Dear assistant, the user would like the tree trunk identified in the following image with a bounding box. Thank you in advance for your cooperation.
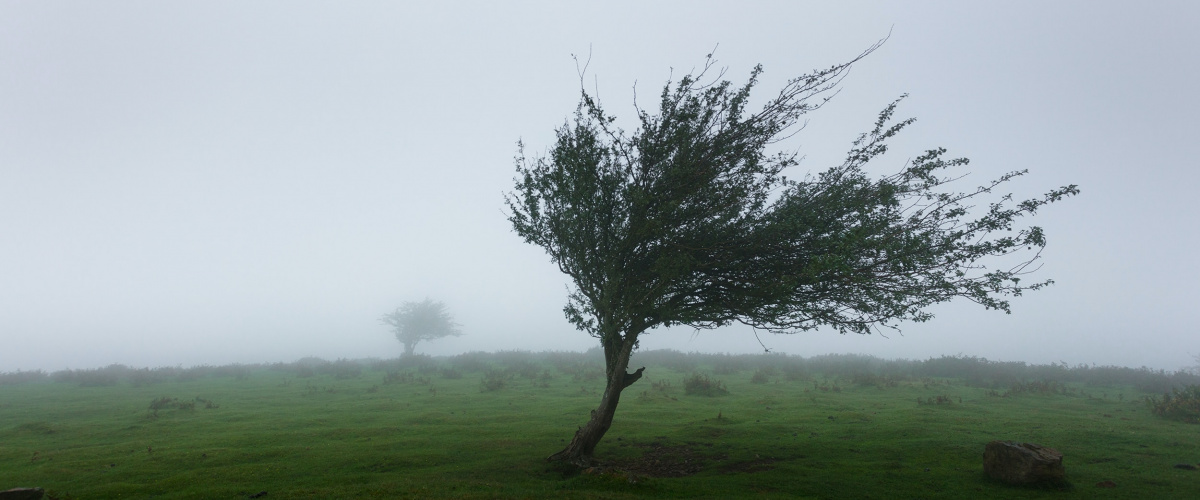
[402,341,416,357]
[547,333,644,466]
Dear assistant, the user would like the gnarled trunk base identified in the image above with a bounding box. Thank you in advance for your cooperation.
[547,365,645,466]
[547,413,610,467]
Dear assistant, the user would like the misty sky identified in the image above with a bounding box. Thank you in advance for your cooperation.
[2,1,1198,372]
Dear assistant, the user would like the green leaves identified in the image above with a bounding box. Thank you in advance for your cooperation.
[507,46,1077,344]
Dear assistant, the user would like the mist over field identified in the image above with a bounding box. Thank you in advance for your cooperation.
[3,1,1199,373]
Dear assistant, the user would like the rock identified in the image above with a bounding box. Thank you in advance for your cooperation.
[983,440,1065,485]
[0,488,45,500]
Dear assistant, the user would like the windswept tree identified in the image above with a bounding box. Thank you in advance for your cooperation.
[506,42,1077,466]
[380,299,462,357]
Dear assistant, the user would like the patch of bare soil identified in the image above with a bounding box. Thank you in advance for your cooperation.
[583,441,786,478]
[719,456,777,474]
[613,443,709,477]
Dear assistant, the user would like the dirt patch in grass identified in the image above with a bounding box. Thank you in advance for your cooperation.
[15,421,57,435]
[605,443,782,477]
[719,456,777,474]
[611,443,708,477]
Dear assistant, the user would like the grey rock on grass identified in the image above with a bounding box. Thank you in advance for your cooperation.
[983,440,1065,485]
[0,488,45,500]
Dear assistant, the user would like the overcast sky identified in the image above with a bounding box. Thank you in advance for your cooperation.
[2,1,1197,372]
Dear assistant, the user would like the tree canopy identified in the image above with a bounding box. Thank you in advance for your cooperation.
[506,43,1077,465]
[380,299,461,357]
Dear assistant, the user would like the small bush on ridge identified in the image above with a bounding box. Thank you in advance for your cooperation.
[1147,384,1200,423]
[480,369,509,392]
[683,373,727,397]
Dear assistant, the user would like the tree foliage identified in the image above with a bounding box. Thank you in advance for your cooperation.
[380,299,461,357]
[506,42,1077,464]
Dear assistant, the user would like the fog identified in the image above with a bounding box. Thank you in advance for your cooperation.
[2,1,1197,372]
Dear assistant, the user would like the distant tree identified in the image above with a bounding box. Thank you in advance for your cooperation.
[380,299,461,357]
[506,42,1077,466]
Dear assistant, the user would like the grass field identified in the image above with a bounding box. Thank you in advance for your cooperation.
[1,351,1198,499]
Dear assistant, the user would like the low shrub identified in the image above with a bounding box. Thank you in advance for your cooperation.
[448,352,490,373]
[291,357,329,378]
[1147,384,1200,424]
[148,396,208,415]
[563,363,603,382]
[0,370,49,386]
[813,380,842,393]
[917,395,959,405]
[782,364,810,382]
[542,350,591,373]
[329,359,362,380]
[683,373,727,397]
[853,373,900,388]
[194,397,219,409]
[128,368,173,387]
[750,370,770,384]
[1007,380,1076,396]
[212,363,256,380]
[505,361,540,380]
[712,356,745,375]
[382,371,430,385]
[532,369,554,388]
[53,364,128,387]
[177,365,214,382]
[394,354,434,367]
[382,371,413,385]
[631,349,694,373]
[480,369,509,392]
[149,396,176,414]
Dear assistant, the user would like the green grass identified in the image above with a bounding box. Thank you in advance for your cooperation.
[1,356,1198,499]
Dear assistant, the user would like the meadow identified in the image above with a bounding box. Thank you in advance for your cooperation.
[1,350,1198,499]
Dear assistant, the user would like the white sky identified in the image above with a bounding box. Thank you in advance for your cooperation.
[2,1,1197,372]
